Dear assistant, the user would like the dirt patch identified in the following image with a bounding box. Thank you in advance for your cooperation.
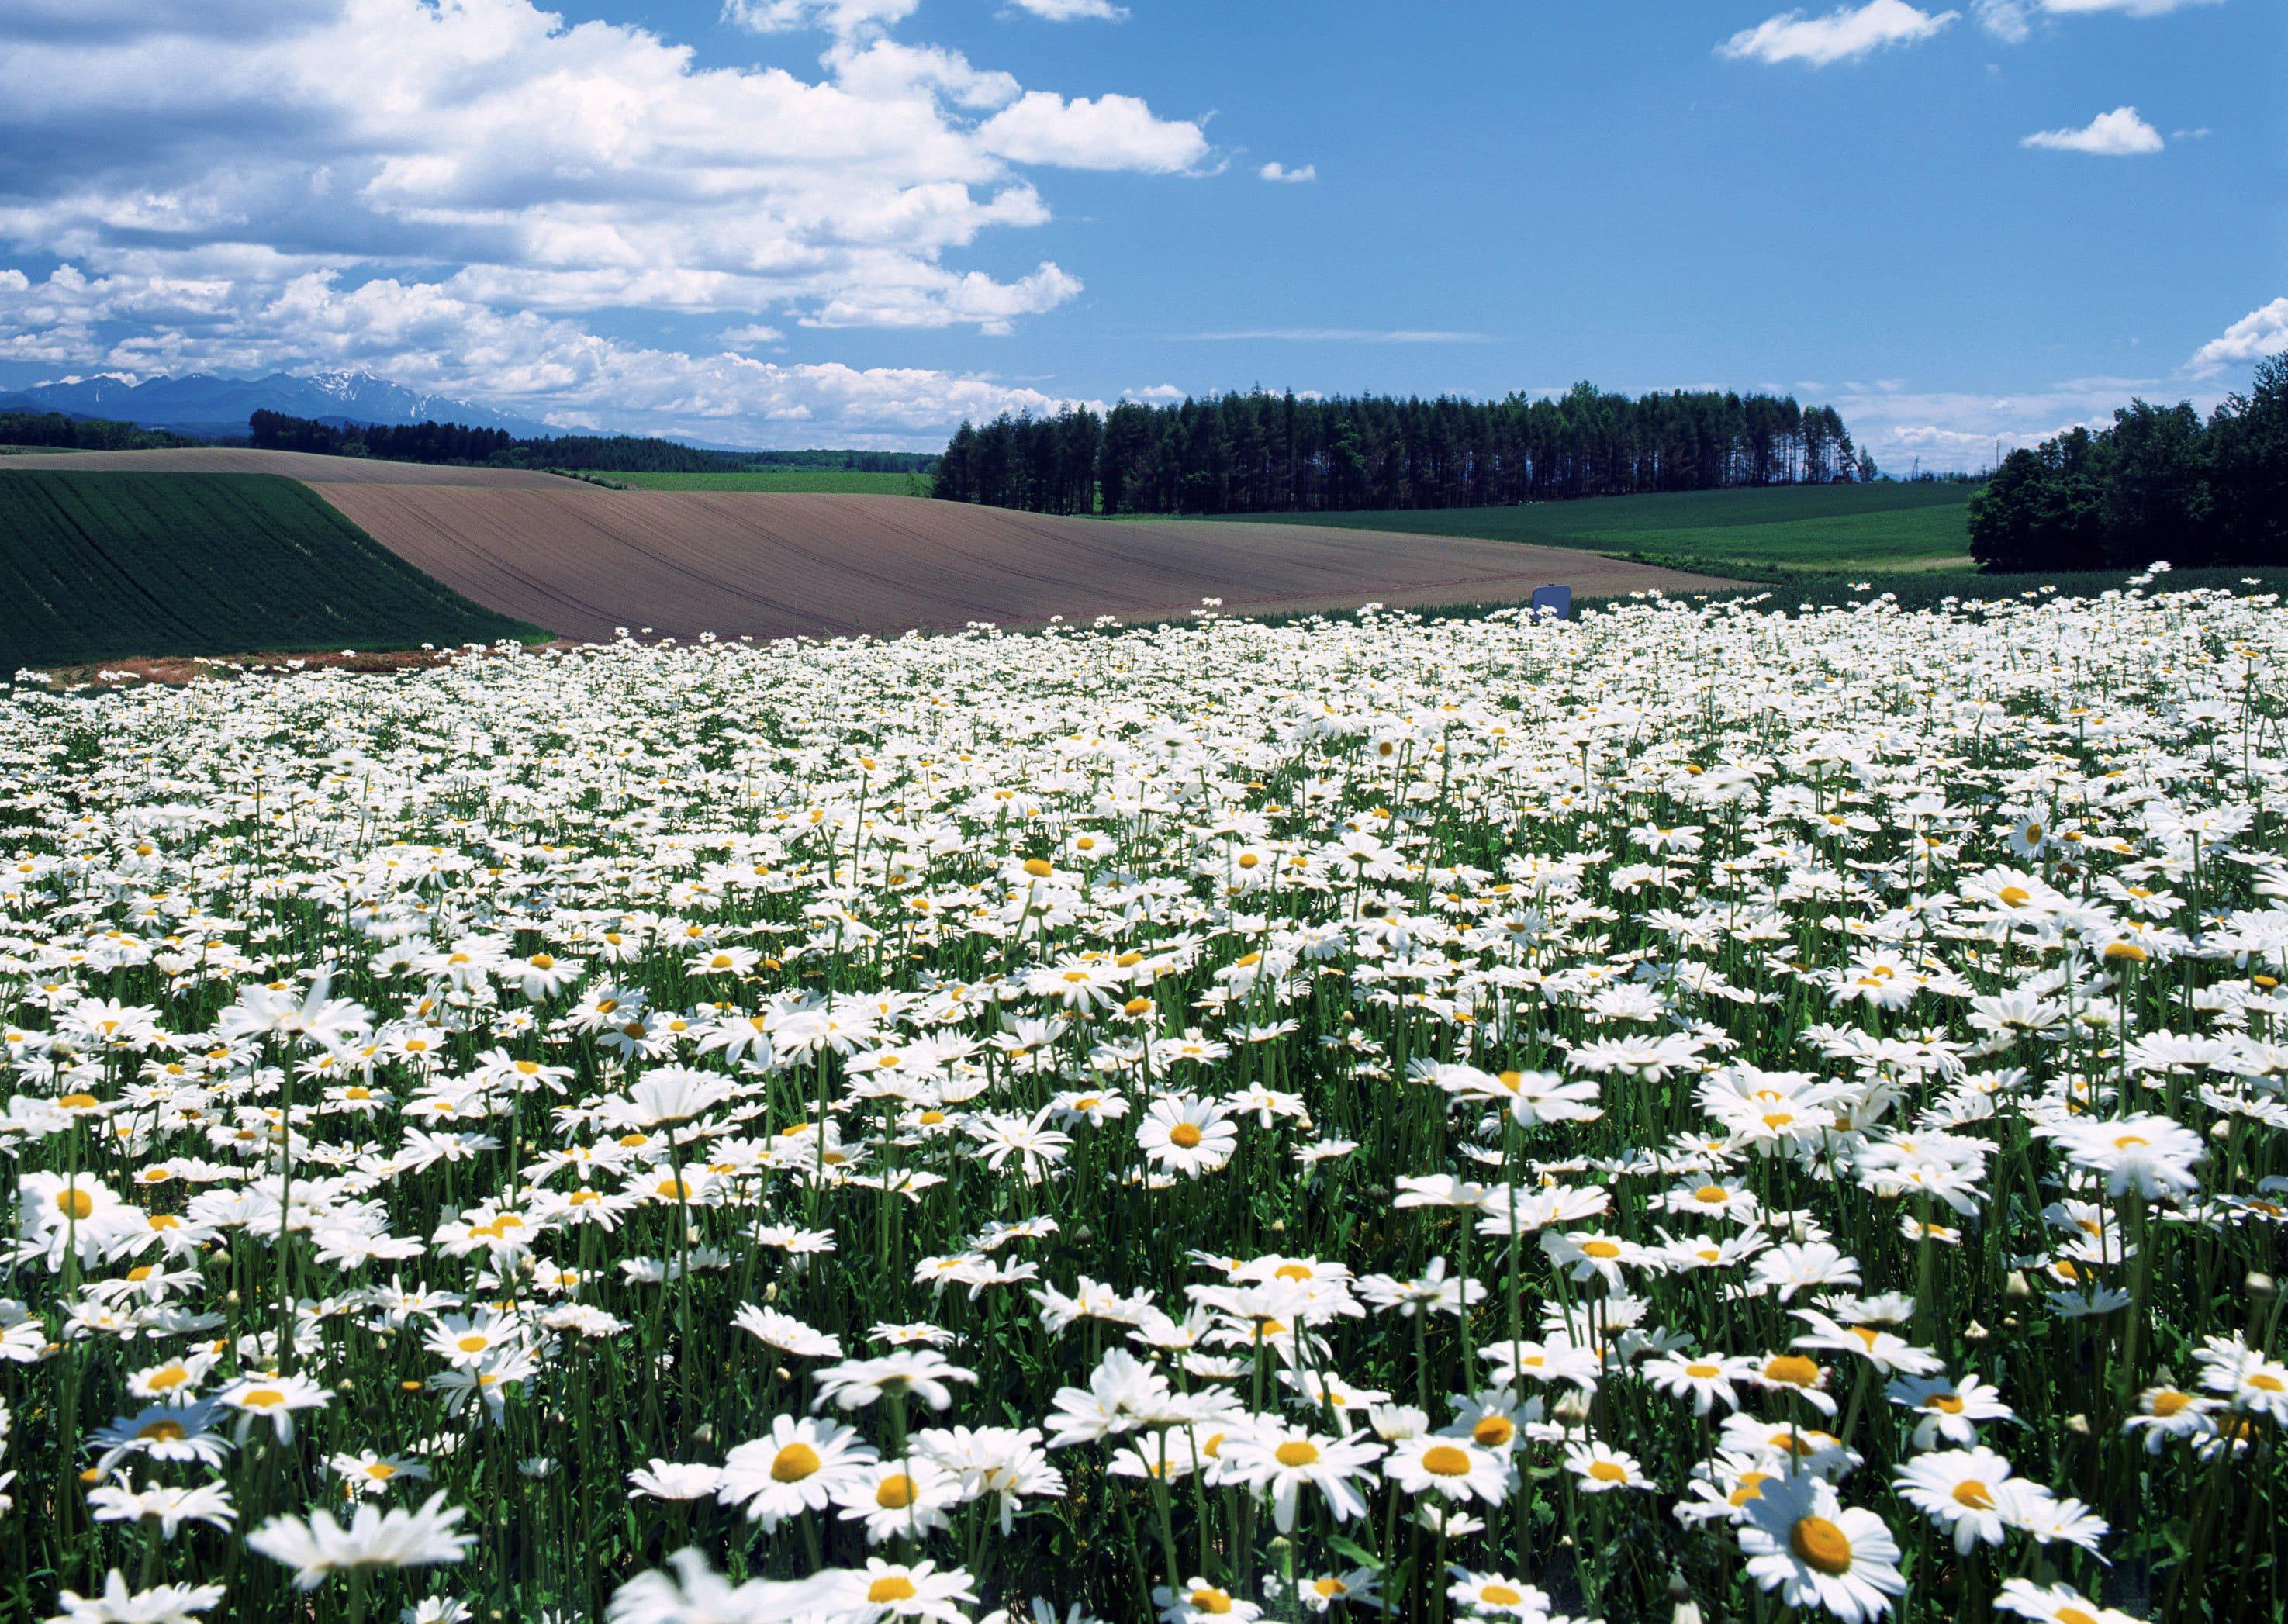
[309,487,1744,644]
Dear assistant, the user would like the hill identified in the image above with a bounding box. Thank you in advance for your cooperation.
[0,447,565,485]
[608,469,929,494]
[1209,482,1979,577]
[0,471,544,671]
[306,485,1737,643]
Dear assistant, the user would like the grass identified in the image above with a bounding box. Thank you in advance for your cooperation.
[608,469,932,495]
[1205,482,1978,577]
[0,470,547,671]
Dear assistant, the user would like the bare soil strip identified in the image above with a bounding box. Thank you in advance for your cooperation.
[309,486,1742,642]
[0,447,567,486]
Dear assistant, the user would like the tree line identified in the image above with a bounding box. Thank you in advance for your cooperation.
[0,411,195,451]
[931,383,1873,515]
[1968,357,2285,571]
[247,411,938,474]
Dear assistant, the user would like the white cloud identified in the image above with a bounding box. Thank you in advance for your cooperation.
[0,1,1207,332]
[1718,1,1959,66]
[0,263,1084,447]
[1833,374,2219,470]
[0,0,1213,440]
[721,0,923,38]
[2040,0,2223,16]
[1257,162,1317,184]
[2188,298,2288,374]
[721,323,785,347]
[2021,105,2165,154]
[1176,328,1497,344]
[1003,0,1129,19]
[974,92,1209,171]
[1972,0,2033,39]
[1124,383,1185,403]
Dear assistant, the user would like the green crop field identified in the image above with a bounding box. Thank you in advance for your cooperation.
[607,468,931,494]
[1209,480,1978,577]
[0,470,546,672]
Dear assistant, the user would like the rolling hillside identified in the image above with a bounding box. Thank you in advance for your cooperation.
[309,485,1737,643]
[1211,482,1978,576]
[0,471,543,672]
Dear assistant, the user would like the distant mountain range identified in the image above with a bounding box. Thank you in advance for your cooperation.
[0,369,560,440]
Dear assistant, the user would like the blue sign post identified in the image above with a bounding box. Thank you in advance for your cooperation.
[1530,584,1572,621]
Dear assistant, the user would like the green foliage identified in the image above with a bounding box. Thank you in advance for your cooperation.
[0,471,545,671]
[244,409,938,475]
[251,409,515,463]
[0,410,200,451]
[1968,357,2286,571]
[608,469,932,494]
[1214,482,1977,576]
[935,383,1868,516]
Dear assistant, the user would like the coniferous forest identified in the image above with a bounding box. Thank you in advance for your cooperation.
[1967,357,2286,572]
[930,383,1870,514]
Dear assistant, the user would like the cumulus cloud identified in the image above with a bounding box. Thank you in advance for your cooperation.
[1833,375,2221,470]
[1124,383,1185,403]
[1257,162,1316,183]
[0,0,1210,441]
[1718,1,1959,65]
[2021,105,2165,154]
[974,92,1209,171]
[721,0,924,37]
[0,263,1084,447]
[1004,0,1129,19]
[2188,298,2288,375]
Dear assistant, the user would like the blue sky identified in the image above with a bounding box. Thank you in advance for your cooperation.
[0,0,2279,465]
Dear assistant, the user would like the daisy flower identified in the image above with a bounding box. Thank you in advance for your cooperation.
[1381,1435,1511,1505]
[1737,1470,1905,1622]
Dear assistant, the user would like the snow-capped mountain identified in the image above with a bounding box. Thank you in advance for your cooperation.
[0,370,558,439]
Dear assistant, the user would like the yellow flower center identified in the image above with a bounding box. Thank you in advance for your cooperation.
[1169,1123,1203,1149]
[1588,1460,1628,1483]
[868,1577,918,1603]
[1763,1355,1820,1387]
[138,1419,186,1443]
[1421,1445,1472,1477]
[55,1190,95,1221]
[1952,1479,1995,1510]
[1790,1515,1854,1575]
[875,1474,914,1509]
[1471,1416,1514,1448]
[1481,1586,1523,1607]
[1581,1240,1622,1259]
[1685,1363,1720,1380]
[458,1335,489,1353]
[240,1388,285,1408]
[1188,1590,1232,1615]
[771,1443,821,1482]
[1274,1440,1320,1468]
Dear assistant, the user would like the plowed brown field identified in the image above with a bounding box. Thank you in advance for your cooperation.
[0,447,565,485]
[309,485,1741,642]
